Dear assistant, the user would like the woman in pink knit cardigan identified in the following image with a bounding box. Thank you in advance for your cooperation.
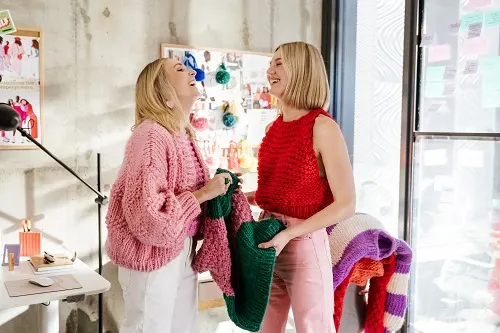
[105,58,233,333]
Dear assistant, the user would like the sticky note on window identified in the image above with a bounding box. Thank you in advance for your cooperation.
[421,33,435,46]
[480,56,500,73]
[425,66,446,81]
[483,72,500,89]
[424,82,445,98]
[468,0,492,10]
[461,12,484,29]
[443,82,456,95]
[448,21,461,34]
[464,59,479,74]
[486,10,500,27]
[482,90,500,107]
[467,22,483,38]
[482,72,500,107]
[444,65,457,80]
[428,44,451,62]
[463,36,489,55]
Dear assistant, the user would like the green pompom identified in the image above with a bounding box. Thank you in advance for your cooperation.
[223,113,237,128]
[216,63,231,85]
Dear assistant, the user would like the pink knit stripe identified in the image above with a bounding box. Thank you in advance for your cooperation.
[193,216,235,296]
[193,191,254,297]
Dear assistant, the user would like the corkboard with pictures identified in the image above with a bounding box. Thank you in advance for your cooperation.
[0,29,43,150]
[161,43,278,175]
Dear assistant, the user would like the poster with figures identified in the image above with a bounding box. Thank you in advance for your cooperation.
[161,43,278,175]
[0,30,42,150]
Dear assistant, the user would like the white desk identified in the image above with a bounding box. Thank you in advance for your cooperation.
[0,258,110,333]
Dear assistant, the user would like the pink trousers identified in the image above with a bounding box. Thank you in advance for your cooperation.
[259,211,335,333]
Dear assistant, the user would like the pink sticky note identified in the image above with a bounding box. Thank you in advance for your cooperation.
[467,0,492,10]
[463,36,489,55]
[428,44,451,63]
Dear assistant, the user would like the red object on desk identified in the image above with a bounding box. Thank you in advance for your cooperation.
[19,219,41,257]
[19,232,41,257]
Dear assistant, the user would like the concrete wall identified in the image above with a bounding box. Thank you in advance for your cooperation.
[0,0,322,332]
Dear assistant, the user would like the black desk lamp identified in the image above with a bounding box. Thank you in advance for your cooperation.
[0,102,107,333]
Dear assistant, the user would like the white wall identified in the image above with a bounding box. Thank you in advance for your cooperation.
[0,0,322,332]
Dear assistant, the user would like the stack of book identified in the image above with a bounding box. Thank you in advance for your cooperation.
[28,253,74,274]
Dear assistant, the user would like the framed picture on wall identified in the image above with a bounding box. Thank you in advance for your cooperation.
[0,28,43,150]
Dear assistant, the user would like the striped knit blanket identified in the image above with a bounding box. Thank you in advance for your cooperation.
[328,213,412,333]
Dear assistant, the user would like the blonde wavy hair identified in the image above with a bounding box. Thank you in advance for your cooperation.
[134,58,194,136]
[276,42,330,111]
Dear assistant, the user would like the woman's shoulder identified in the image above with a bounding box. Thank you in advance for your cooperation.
[130,120,175,144]
[125,120,177,158]
[313,113,341,142]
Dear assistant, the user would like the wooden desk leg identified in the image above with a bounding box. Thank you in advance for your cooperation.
[39,301,59,333]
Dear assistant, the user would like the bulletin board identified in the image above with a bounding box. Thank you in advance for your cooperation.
[0,29,43,150]
[418,3,500,133]
[160,43,278,174]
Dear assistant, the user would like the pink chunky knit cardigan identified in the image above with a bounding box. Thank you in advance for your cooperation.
[105,120,210,272]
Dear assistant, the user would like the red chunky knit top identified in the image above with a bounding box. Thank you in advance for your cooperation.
[255,108,334,219]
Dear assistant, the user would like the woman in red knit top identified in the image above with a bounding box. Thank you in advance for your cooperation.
[246,42,356,333]
[105,58,234,333]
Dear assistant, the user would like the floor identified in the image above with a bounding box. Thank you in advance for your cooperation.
[198,306,296,333]
[197,285,365,333]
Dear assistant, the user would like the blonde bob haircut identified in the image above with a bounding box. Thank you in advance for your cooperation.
[276,42,330,111]
[134,58,194,136]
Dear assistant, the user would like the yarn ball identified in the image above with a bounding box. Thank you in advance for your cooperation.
[191,116,209,131]
[194,68,205,82]
[223,113,237,128]
[216,63,231,85]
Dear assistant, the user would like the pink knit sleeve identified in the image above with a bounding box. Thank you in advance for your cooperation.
[122,127,201,247]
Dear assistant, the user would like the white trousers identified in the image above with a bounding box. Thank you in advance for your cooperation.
[118,237,198,333]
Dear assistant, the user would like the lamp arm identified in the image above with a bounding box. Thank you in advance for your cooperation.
[17,127,109,205]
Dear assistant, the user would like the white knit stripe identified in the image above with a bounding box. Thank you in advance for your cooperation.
[384,312,405,331]
[328,214,386,265]
[386,272,409,295]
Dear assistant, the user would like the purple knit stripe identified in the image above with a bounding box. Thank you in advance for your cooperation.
[326,224,334,235]
[384,329,392,333]
[385,292,407,317]
[394,257,412,274]
[333,229,410,287]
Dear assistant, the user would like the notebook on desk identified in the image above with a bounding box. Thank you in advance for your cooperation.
[4,274,82,297]
[28,253,74,274]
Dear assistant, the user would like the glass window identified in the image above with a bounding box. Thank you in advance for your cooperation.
[410,136,500,332]
[418,1,500,133]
